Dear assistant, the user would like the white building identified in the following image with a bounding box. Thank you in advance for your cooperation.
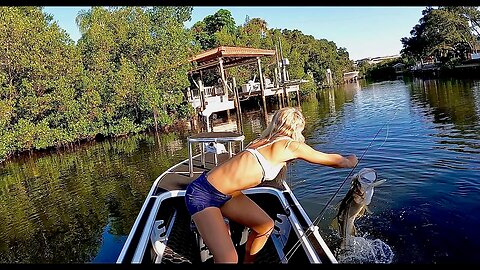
[355,54,401,66]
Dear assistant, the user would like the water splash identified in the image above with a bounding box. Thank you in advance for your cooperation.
[335,234,394,264]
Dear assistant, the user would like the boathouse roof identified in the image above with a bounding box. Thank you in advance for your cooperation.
[188,46,276,73]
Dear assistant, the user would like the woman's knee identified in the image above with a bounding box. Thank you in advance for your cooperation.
[214,249,238,263]
[254,218,274,237]
[265,218,275,234]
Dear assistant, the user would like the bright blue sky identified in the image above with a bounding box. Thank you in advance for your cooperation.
[43,6,426,61]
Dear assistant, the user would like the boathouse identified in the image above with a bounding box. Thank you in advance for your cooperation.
[343,71,359,83]
[186,46,303,132]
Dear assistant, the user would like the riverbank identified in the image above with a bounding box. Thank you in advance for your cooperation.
[0,117,194,166]
[410,61,480,79]
[364,60,480,82]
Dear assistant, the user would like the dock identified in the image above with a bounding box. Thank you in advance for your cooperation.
[343,71,359,83]
[185,46,304,132]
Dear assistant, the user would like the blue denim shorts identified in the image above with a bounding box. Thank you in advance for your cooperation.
[185,172,232,216]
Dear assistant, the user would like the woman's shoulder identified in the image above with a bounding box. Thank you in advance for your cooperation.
[267,136,297,151]
[271,135,293,143]
[248,136,295,150]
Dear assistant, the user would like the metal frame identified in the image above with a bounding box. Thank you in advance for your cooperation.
[187,132,245,177]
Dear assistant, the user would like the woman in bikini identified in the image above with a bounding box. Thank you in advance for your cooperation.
[185,107,358,263]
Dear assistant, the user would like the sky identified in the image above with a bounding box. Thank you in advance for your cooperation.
[42,6,426,61]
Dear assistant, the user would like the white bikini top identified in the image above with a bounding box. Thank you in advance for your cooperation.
[244,137,292,182]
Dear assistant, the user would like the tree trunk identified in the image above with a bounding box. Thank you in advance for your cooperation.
[153,109,159,132]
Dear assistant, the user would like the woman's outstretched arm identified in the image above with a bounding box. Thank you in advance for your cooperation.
[287,141,358,168]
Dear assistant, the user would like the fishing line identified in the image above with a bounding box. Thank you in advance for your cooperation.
[377,122,390,150]
[282,106,399,262]
[378,104,398,150]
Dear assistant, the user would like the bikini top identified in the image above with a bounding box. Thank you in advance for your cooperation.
[244,136,292,182]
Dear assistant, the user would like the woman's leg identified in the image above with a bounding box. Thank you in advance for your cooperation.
[220,192,274,263]
[192,207,238,263]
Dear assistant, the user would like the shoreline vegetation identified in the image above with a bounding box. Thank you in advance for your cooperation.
[357,6,480,81]
[1,6,479,164]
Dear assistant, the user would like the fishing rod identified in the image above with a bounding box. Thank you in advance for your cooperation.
[282,106,399,262]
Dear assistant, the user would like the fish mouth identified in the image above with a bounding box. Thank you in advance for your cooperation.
[356,168,377,185]
[353,168,387,191]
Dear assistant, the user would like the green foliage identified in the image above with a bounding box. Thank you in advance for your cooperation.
[364,59,398,81]
[204,9,236,36]
[0,6,355,162]
[299,78,317,94]
[0,6,195,161]
[191,9,237,50]
[76,6,193,135]
[401,6,480,64]
[0,6,85,159]
[191,21,211,50]
[357,61,372,78]
[237,18,270,48]
[279,30,353,86]
[359,57,412,81]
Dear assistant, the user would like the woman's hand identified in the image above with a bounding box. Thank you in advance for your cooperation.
[344,155,358,168]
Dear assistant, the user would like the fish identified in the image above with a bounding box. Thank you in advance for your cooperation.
[331,168,386,249]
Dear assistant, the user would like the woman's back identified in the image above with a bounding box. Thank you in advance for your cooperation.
[207,137,294,195]
[244,137,292,181]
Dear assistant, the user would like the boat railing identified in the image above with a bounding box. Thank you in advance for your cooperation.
[187,131,245,177]
[188,85,226,101]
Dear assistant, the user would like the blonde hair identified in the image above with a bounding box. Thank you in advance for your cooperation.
[256,107,306,143]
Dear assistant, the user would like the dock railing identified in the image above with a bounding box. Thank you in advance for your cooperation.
[188,85,226,102]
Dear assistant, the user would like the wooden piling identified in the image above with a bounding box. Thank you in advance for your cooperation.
[232,77,243,133]
[218,57,230,119]
[257,57,267,115]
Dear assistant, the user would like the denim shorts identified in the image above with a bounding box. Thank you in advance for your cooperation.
[185,172,232,216]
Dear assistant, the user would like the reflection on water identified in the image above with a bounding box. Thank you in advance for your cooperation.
[297,78,480,264]
[0,133,190,263]
[0,78,479,263]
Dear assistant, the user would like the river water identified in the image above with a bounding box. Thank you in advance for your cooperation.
[0,78,479,263]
